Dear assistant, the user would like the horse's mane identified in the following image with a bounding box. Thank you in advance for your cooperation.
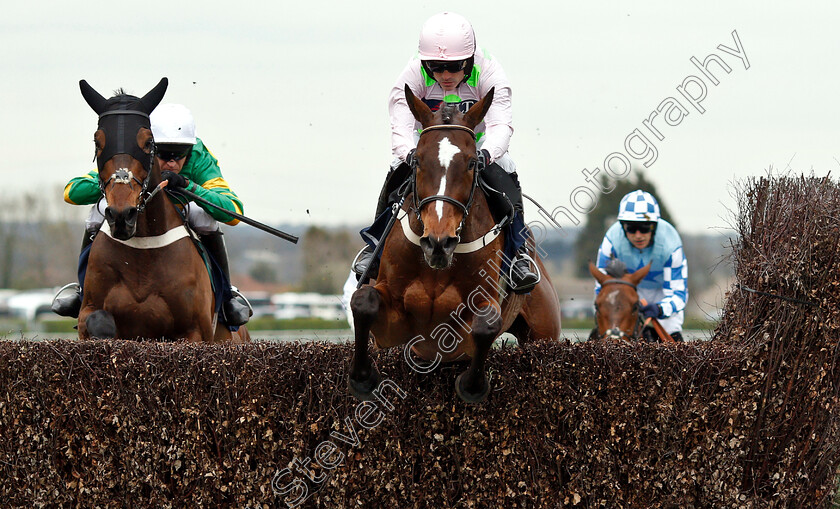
[439,103,460,125]
[605,258,628,278]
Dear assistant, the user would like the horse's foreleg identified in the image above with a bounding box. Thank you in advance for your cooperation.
[84,310,117,339]
[456,304,502,404]
[348,285,383,401]
[77,307,92,340]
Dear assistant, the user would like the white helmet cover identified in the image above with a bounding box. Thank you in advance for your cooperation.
[418,12,476,61]
[617,190,661,223]
[151,104,196,145]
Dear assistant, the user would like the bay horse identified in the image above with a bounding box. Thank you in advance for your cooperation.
[350,85,561,404]
[588,260,671,343]
[77,78,248,343]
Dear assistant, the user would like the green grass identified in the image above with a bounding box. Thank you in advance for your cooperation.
[245,316,349,331]
[34,316,717,335]
[33,316,351,333]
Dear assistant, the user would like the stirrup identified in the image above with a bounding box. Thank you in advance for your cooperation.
[508,252,541,294]
[352,245,376,277]
[224,286,253,326]
[230,287,253,313]
[51,282,82,318]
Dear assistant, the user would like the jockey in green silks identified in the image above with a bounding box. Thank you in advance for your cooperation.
[51,104,252,326]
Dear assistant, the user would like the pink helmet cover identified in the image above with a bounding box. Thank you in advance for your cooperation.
[418,12,476,61]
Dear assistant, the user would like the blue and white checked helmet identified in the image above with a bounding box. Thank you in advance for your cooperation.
[617,190,660,222]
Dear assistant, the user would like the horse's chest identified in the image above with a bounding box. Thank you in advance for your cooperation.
[401,280,463,323]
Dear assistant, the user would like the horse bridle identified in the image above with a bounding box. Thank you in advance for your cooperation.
[96,109,162,213]
[597,278,644,341]
[410,124,480,236]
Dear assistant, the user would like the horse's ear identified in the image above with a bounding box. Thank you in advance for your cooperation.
[589,261,610,284]
[628,262,652,286]
[139,77,168,114]
[79,80,109,115]
[463,87,494,129]
[405,84,434,127]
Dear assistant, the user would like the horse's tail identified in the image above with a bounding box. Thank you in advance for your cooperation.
[86,310,117,339]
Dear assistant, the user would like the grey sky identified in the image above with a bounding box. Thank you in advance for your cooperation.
[2,1,837,234]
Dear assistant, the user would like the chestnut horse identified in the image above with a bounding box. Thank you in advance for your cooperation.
[588,260,670,343]
[350,85,561,403]
[77,78,248,343]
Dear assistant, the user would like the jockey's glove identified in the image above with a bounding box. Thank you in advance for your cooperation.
[161,170,188,189]
[478,149,492,170]
[641,302,662,320]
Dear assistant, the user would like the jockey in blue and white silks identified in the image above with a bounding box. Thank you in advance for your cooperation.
[595,190,689,336]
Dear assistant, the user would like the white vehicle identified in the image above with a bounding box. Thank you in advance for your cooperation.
[271,293,346,321]
[6,289,57,321]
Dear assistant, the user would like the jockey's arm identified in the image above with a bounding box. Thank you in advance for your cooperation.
[593,236,616,296]
[388,61,423,163]
[180,140,244,225]
[186,178,243,225]
[478,85,514,163]
[657,246,688,317]
[63,169,101,205]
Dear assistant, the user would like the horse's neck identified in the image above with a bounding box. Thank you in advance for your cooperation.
[460,192,497,240]
[134,190,185,237]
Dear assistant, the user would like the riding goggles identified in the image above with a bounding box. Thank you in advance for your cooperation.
[156,144,192,162]
[424,59,467,74]
[622,221,655,234]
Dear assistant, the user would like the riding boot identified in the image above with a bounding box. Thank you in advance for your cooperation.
[353,163,412,279]
[51,230,95,318]
[200,231,252,326]
[509,239,540,294]
[480,165,540,294]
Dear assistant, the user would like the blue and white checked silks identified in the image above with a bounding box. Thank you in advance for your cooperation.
[617,190,661,223]
[594,218,689,333]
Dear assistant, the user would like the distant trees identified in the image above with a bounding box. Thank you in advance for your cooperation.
[299,226,357,294]
[0,190,82,289]
[248,261,278,284]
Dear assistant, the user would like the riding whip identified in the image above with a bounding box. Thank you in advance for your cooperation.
[356,195,408,289]
[166,187,299,244]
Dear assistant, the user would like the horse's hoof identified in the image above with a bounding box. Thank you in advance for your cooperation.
[455,372,490,404]
[348,368,381,402]
[86,310,116,339]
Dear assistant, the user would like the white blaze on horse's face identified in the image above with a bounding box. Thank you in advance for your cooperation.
[606,290,619,309]
[436,137,461,220]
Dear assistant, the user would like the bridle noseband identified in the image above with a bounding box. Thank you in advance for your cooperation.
[597,278,644,341]
[410,124,480,236]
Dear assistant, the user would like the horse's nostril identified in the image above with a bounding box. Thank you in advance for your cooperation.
[104,207,114,221]
[126,207,138,222]
[420,237,433,251]
[442,236,459,253]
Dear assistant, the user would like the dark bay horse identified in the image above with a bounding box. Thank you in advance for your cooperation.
[588,260,671,343]
[350,85,561,403]
[78,78,248,343]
